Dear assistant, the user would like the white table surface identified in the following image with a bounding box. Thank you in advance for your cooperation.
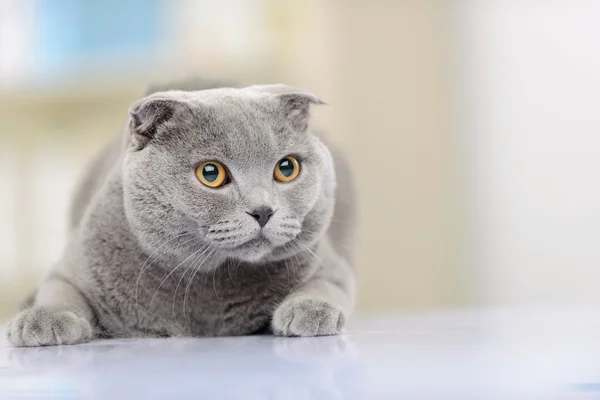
[2,307,600,399]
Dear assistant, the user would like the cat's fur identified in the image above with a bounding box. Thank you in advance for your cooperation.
[6,80,357,347]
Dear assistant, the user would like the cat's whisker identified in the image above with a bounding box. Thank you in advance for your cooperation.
[212,252,224,300]
[292,248,303,270]
[299,230,352,252]
[183,247,217,326]
[264,260,273,282]
[225,258,234,284]
[148,244,207,310]
[295,238,327,270]
[233,258,243,274]
[282,251,291,284]
[134,232,193,312]
[171,245,213,319]
[266,259,277,279]
[288,245,300,280]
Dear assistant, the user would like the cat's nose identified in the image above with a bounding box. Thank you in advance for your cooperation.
[247,207,274,228]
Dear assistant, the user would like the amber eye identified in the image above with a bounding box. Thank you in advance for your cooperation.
[274,156,300,182]
[196,162,229,188]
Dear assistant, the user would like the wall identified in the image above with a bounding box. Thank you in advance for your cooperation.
[460,0,600,306]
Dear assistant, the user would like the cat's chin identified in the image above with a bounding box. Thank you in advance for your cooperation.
[216,233,299,263]
[223,236,274,263]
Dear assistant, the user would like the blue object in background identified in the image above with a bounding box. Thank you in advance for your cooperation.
[32,0,164,82]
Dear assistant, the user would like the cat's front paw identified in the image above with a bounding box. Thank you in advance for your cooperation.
[6,307,92,347]
[272,297,345,337]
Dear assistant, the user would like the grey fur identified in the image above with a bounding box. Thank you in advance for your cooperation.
[7,81,357,347]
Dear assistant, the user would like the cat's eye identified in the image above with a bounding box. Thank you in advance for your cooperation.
[274,156,300,182]
[196,162,230,188]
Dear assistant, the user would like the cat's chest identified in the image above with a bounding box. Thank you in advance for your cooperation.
[101,260,304,337]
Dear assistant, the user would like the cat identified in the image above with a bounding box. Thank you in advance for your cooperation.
[6,79,357,347]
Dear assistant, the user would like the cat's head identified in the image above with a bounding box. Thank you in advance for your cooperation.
[122,84,335,263]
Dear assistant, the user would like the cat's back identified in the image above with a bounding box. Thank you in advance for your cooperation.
[69,133,123,230]
[319,134,358,265]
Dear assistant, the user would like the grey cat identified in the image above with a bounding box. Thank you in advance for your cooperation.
[6,80,357,347]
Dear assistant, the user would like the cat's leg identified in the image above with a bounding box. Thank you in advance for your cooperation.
[272,241,355,337]
[6,275,94,347]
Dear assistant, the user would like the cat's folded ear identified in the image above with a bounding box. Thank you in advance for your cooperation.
[254,84,325,132]
[127,96,184,149]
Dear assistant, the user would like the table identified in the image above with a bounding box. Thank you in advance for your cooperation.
[2,308,600,398]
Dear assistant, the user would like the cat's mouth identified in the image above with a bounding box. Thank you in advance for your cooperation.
[205,220,300,262]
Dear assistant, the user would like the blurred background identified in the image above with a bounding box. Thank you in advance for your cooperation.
[2,0,600,322]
